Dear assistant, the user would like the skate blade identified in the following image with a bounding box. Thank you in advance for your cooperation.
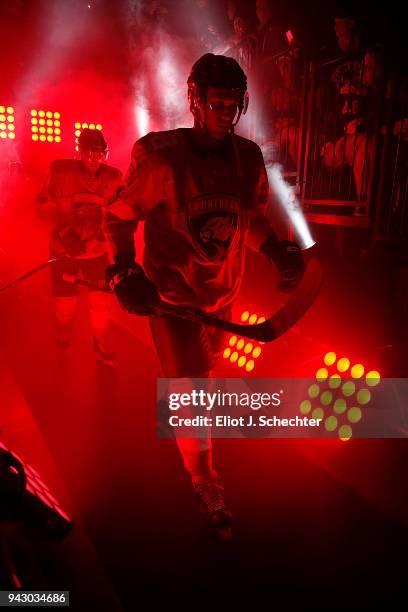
[215,526,233,540]
[95,352,115,366]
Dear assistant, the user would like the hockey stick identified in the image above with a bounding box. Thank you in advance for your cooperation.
[62,257,322,343]
[0,258,58,293]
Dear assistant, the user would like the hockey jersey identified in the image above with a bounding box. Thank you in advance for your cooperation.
[108,128,274,312]
[39,159,122,259]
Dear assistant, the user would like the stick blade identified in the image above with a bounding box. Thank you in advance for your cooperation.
[246,257,323,342]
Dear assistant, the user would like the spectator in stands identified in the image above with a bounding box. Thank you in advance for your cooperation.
[253,0,303,167]
[319,12,382,199]
[255,0,288,60]
[226,9,257,73]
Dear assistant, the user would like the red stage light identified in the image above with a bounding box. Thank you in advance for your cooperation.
[0,104,16,140]
[299,352,382,441]
[30,108,62,143]
[223,310,265,372]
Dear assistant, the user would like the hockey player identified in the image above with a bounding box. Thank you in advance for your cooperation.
[37,128,122,361]
[104,54,304,529]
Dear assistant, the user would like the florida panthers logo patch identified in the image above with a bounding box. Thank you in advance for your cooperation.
[187,195,240,263]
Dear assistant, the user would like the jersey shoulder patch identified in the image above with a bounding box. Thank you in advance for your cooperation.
[137,130,180,155]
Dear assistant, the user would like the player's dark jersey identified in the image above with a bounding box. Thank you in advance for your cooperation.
[39,159,122,258]
[108,128,273,312]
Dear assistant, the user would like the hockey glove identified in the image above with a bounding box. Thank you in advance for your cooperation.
[52,224,86,257]
[106,262,160,315]
[260,236,305,293]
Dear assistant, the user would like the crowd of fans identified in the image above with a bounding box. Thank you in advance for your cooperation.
[126,0,405,203]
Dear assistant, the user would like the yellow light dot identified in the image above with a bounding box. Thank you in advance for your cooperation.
[249,314,258,325]
[357,389,371,405]
[241,311,249,322]
[75,130,81,137]
[252,347,262,358]
[229,336,237,347]
[238,356,247,368]
[8,124,15,131]
[334,398,347,414]
[348,407,362,423]
[366,371,380,387]
[237,339,245,350]
[312,407,324,421]
[223,348,231,359]
[96,123,102,130]
[40,135,46,141]
[299,400,311,414]
[39,127,46,134]
[32,134,39,141]
[82,123,88,128]
[31,118,38,125]
[245,360,255,372]
[338,425,352,441]
[0,123,5,130]
[46,111,52,118]
[337,357,350,373]
[54,112,60,119]
[0,115,5,122]
[230,351,239,363]
[351,364,364,378]
[329,374,342,389]
[7,115,14,122]
[320,391,333,406]
[46,119,52,126]
[47,135,53,142]
[39,119,45,125]
[325,416,338,431]
[54,120,61,127]
[8,132,15,139]
[32,126,38,133]
[30,109,37,116]
[0,132,6,138]
[89,123,95,129]
[324,352,336,366]
[316,367,328,381]
[54,128,61,135]
[55,136,61,143]
[0,106,5,113]
[342,381,355,397]
[74,122,81,129]
[47,127,53,134]
[308,384,320,399]
[38,110,45,117]
[244,343,253,354]
[6,106,14,114]
[257,316,266,324]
